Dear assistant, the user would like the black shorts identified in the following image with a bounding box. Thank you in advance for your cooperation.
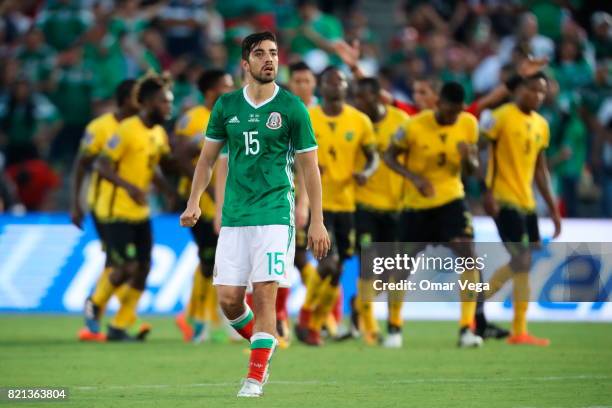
[399,199,474,242]
[356,206,399,252]
[92,213,107,248]
[190,218,218,268]
[323,211,355,262]
[495,206,540,246]
[104,220,153,266]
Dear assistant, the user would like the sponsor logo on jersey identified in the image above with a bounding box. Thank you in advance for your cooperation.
[229,116,240,124]
[248,113,260,123]
[266,112,282,130]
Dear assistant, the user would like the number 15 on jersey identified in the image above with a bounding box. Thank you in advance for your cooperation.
[243,131,260,155]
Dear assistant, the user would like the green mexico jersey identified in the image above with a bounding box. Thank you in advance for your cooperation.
[206,84,317,227]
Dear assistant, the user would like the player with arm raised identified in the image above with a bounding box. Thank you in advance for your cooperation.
[180,32,330,397]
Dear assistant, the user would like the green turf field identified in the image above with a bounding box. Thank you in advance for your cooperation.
[0,316,611,408]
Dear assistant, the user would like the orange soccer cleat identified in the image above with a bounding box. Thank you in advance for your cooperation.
[175,313,193,342]
[507,333,550,347]
[78,327,106,342]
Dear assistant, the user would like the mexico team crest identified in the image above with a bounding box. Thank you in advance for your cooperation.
[266,112,282,130]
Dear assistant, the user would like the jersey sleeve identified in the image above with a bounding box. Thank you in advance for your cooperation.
[291,99,318,153]
[465,114,479,144]
[479,108,504,141]
[205,97,227,142]
[80,121,106,155]
[175,111,195,138]
[359,113,376,148]
[540,118,550,150]
[102,127,130,162]
[391,119,412,150]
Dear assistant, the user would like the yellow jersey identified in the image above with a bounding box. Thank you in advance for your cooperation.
[309,104,376,212]
[79,112,119,212]
[393,110,478,210]
[175,105,216,220]
[482,103,549,211]
[356,105,410,211]
[95,115,170,222]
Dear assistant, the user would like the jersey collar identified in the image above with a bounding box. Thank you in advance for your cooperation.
[242,83,279,109]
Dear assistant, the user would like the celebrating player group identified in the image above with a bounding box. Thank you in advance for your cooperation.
[70,30,561,397]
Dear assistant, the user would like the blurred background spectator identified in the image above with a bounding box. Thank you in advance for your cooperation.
[0,0,609,217]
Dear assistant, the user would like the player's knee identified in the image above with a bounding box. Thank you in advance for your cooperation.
[129,261,150,291]
[109,267,128,287]
[511,252,531,271]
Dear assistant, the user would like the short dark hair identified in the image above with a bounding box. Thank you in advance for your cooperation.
[289,61,312,77]
[439,81,465,104]
[197,69,227,94]
[356,77,381,94]
[319,65,341,80]
[135,72,172,104]
[241,31,277,61]
[115,79,137,107]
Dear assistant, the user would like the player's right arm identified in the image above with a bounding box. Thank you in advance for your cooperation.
[383,125,434,197]
[181,139,224,227]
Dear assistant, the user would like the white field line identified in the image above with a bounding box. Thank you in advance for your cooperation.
[72,374,610,392]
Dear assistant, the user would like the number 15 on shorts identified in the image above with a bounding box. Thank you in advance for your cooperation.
[267,252,285,276]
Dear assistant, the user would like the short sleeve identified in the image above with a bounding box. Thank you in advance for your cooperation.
[205,97,227,142]
[391,119,412,150]
[465,114,479,144]
[479,108,503,141]
[102,128,129,162]
[359,113,376,148]
[175,111,200,138]
[291,99,317,153]
[540,119,550,150]
[80,122,105,155]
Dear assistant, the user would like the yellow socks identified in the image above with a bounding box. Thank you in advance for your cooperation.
[204,277,219,325]
[459,269,479,328]
[357,279,379,334]
[187,266,207,322]
[301,263,322,311]
[512,272,530,336]
[91,267,116,308]
[309,279,340,332]
[485,263,513,300]
[111,286,143,329]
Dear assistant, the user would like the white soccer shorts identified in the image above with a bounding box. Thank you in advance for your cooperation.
[213,225,295,287]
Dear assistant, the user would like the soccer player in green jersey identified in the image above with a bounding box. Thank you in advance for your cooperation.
[180,31,330,398]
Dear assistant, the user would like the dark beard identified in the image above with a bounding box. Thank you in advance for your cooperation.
[250,69,276,84]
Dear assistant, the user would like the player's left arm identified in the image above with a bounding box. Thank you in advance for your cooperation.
[535,150,561,239]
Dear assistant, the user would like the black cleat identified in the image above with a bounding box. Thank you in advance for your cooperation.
[107,323,151,342]
[476,323,510,340]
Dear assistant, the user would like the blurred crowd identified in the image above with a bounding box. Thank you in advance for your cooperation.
[0,0,610,217]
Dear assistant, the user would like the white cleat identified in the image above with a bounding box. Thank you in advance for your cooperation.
[458,329,484,348]
[383,333,403,348]
[237,378,263,397]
